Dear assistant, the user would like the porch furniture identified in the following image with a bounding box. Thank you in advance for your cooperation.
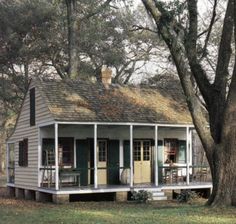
[195,167,208,182]
[161,166,186,184]
[59,169,80,188]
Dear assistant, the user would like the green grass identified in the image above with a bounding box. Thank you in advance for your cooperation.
[0,196,236,224]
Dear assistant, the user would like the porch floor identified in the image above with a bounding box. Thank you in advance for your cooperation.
[38,182,213,195]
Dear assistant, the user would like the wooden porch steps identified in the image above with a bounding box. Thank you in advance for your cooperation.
[149,190,168,201]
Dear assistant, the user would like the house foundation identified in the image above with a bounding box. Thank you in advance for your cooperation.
[15,188,24,199]
[7,186,15,197]
[25,189,36,200]
[36,191,52,203]
[52,194,70,204]
[116,191,128,202]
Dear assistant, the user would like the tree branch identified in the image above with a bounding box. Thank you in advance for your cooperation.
[200,0,218,60]
[214,0,234,90]
[83,0,113,20]
[141,0,214,158]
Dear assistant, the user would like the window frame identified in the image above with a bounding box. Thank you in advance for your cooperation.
[164,138,178,163]
[98,140,107,162]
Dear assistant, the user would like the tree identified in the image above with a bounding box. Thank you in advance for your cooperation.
[141,0,236,206]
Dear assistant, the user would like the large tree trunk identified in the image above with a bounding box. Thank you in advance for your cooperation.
[208,137,236,206]
[65,0,79,79]
[141,0,236,207]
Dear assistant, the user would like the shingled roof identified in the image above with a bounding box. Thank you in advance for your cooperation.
[37,78,192,124]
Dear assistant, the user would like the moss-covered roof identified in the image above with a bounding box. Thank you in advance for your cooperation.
[37,79,192,124]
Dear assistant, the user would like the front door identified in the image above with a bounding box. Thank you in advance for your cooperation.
[134,140,151,184]
[97,140,107,185]
[76,140,89,186]
[107,140,120,185]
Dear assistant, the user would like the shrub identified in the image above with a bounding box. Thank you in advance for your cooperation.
[177,190,199,203]
[131,190,152,203]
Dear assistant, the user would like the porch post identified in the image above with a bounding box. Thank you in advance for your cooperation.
[154,125,159,186]
[94,124,98,188]
[55,123,59,190]
[6,143,9,184]
[130,125,134,187]
[37,128,42,187]
[189,129,193,166]
[186,126,190,185]
[119,139,124,177]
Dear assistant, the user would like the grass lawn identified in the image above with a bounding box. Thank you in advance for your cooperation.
[0,188,236,224]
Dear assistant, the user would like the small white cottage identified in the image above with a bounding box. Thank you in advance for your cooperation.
[6,70,212,203]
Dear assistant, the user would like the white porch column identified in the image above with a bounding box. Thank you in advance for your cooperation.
[94,124,98,188]
[38,128,42,187]
[119,139,124,177]
[130,125,134,187]
[186,126,190,185]
[55,123,59,190]
[154,125,159,186]
[189,129,193,166]
[6,143,9,184]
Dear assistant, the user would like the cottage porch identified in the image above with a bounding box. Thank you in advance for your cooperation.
[34,122,212,194]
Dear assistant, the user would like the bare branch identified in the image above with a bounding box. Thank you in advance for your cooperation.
[131,25,158,34]
[200,0,218,60]
[83,0,113,20]
[214,0,234,90]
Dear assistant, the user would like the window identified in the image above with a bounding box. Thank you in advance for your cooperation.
[143,141,151,161]
[164,139,178,163]
[19,139,28,167]
[59,138,74,166]
[42,139,55,166]
[42,138,74,167]
[30,88,35,126]
[134,141,141,161]
[8,143,15,183]
[98,140,107,162]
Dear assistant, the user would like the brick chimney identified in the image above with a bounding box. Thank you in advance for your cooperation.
[101,66,112,88]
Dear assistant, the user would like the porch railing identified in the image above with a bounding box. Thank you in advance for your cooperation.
[158,165,211,185]
[39,166,131,189]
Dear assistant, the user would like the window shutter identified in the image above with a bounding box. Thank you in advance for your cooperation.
[18,139,28,167]
[23,139,28,166]
[18,141,23,166]
[30,88,35,126]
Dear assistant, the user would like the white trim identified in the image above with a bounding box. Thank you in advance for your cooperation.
[154,125,158,186]
[37,128,42,187]
[37,183,212,195]
[38,121,55,128]
[189,130,193,166]
[94,124,98,188]
[6,143,9,183]
[56,121,194,128]
[55,123,59,190]
[119,139,124,177]
[38,186,131,195]
[73,139,76,168]
[186,127,190,185]
[130,125,134,187]
[6,183,15,187]
[6,141,15,144]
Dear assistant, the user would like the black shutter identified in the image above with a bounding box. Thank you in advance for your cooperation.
[23,138,28,166]
[18,139,28,167]
[18,141,23,166]
[30,88,35,126]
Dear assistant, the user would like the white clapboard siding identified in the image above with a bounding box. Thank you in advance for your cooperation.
[8,80,54,189]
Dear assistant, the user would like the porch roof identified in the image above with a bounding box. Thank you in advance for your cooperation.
[37,78,192,124]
